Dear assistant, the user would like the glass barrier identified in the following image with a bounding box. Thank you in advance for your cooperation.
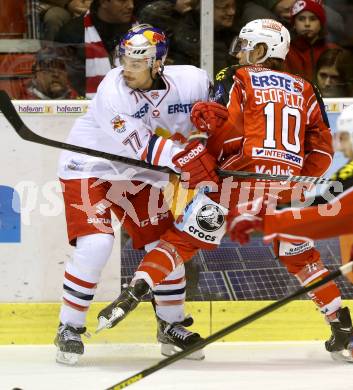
[0,0,353,99]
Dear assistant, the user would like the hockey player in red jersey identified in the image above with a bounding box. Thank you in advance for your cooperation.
[227,104,353,361]
[97,19,352,361]
[194,19,352,361]
[228,103,353,247]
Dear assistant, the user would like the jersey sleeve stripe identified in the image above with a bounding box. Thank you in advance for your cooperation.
[153,137,167,165]
[312,83,330,127]
[264,232,312,243]
[310,149,333,174]
[306,101,318,124]
[141,146,148,161]
[224,136,243,144]
[146,134,159,164]
[306,93,315,107]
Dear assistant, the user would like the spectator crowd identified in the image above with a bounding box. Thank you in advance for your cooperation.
[2,0,353,99]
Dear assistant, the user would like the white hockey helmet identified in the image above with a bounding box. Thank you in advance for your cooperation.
[336,104,353,144]
[229,19,290,64]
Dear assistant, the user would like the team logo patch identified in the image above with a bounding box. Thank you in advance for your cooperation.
[151,91,159,99]
[293,80,304,93]
[279,240,314,256]
[196,204,225,232]
[143,31,166,45]
[215,67,227,81]
[262,19,282,32]
[111,114,126,133]
[213,84,225,103]
[152,109,160,118]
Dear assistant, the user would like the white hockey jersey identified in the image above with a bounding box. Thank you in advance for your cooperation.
[58,65,210,184]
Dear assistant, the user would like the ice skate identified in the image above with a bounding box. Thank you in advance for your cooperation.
[96,279,150,333]
[54,323,87,365]
[325,307,353,362]
[157,315,205,360]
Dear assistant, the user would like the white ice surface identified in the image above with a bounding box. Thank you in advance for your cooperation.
[0,342,352,390]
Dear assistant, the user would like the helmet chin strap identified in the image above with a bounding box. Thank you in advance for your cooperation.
[150,61,164,80]
[158,63,164,76]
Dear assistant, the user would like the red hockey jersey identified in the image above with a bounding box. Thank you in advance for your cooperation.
[210,65,333,179]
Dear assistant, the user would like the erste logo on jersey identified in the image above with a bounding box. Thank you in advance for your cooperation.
[111,114,126,133]
[133,103,149,119]
[250,71,304,95]
[252,147,303,167]
[168,103,192,114]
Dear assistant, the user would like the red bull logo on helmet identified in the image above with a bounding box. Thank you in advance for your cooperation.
[143,30,166,45]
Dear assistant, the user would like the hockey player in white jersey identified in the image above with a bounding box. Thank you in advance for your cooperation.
[55,24,218,364]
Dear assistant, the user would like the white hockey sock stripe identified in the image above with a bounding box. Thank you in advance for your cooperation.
[153,278,186,307]
[63,271,97,311]
[62,296,89,312]
[319,296,342,316]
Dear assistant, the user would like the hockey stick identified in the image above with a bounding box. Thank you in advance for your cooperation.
[216,169,331,185]
[105,262,353,390]
[0,90,171,174]
[0,90,332,185]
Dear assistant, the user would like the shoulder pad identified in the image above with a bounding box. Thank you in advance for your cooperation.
[331,160,353,182]
[215,65,243,82]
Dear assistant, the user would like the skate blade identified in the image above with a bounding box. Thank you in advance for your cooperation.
[330,350,353,363]
[96,307,125,333]
[160,343,205,360]
[96,316,112,333]
[56,350,81,365]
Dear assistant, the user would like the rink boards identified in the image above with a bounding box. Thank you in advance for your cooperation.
[1,99,353,345]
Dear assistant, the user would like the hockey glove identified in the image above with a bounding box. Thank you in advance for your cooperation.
[227,197,268,244]
[172,141,219,189]
[191,101,228,134]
